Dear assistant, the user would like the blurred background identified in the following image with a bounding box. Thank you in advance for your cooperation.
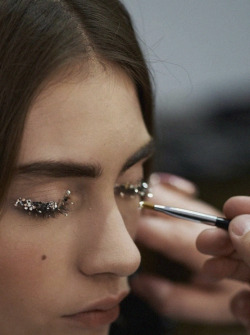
[121,0,250,206]
[121,1,250,334]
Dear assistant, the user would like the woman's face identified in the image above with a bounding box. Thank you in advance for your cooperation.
[0,63,152,335]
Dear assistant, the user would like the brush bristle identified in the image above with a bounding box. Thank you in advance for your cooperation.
[140,201,154,209]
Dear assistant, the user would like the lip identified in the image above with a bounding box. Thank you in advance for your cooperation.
[63,291,129,328]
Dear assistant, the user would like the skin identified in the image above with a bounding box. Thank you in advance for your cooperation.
[0,62,151,335]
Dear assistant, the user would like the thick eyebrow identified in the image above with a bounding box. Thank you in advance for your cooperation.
[17,162,103,179]
[16,139,154,179]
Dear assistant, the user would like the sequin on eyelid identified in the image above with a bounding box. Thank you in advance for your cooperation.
[114,181,153,199]
[14,190,71,218]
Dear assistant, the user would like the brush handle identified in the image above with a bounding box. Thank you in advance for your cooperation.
[215,217,230,230]
[154,205,230,230]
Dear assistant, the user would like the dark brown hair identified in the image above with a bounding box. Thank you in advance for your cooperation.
[0,0,153,208]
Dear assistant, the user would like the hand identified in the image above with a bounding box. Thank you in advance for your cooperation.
[131,173,246,324]
[197,196,250,331]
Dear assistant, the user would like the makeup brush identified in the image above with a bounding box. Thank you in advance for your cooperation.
[140,201,230,230]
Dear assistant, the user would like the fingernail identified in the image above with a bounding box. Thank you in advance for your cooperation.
[231,217,250,236]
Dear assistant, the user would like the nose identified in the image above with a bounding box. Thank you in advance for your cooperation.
[77,201,141,277]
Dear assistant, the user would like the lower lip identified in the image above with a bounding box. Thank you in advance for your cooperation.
[64,305,120,328]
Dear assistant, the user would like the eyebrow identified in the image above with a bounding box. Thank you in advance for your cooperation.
[16,139,154,179]
[121,138,154,172]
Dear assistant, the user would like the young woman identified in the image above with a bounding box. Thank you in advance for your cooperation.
[0,1,249,334]
[0,1,153,334]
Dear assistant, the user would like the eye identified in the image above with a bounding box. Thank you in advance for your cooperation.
[14,190,71,219]
[114,180,152,200]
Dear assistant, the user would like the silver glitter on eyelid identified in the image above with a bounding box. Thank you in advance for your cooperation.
[14,182,153,218]
[114,181,153,199]
[14,190,71,217]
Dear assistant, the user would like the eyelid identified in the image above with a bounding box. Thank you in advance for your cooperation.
[12,179,153,220]
[14,190,71,218]
[114,180,152,199]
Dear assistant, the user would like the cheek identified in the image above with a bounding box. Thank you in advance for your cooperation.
[0,213,62,304]
[0,221,73,321]
[0,239,49,327]
[0,239,47,297]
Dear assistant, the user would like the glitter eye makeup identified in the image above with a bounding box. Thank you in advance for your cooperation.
[114,180,153,200]
[14,190,71,218]
[13,181,152,220]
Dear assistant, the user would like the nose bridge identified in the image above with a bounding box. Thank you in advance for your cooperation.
[78,196,141,277]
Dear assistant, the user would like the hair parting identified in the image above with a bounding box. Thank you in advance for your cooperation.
[0,0,154,211]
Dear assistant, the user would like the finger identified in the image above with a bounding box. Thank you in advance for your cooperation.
[150,173,198,197]
[231,290,250,329]
[136,215,206,270]
[147,182,222,217]
[202,256,250,282]
[131,274,236,323]
[196,228,234,256]
[223,196,250,219]
[147,182,194,208]
[229,215,250,268]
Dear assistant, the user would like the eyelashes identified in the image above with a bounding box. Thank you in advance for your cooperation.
[14,181,152,219]
[114,181,152,199]
[14,190,71,219]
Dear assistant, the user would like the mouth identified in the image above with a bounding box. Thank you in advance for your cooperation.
[62,291,129,328]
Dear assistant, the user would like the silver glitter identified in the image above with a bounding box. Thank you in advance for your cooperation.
[14,190,72,218]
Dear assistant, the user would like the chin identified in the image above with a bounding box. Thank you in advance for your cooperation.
[80,325,110,335]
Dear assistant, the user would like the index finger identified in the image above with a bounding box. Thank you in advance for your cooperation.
[196,228,234,257]
[223,196,250,219]
[136,215,206,271]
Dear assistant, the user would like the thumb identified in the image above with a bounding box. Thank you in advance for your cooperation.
[229,215,250,268]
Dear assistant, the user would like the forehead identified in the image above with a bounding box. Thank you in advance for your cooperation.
[18,64,150,168]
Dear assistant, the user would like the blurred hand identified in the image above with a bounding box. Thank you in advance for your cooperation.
[197,196,250,331]
[131,173,247,324]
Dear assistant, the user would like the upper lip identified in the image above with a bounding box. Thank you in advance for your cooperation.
[63,290,129,317]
